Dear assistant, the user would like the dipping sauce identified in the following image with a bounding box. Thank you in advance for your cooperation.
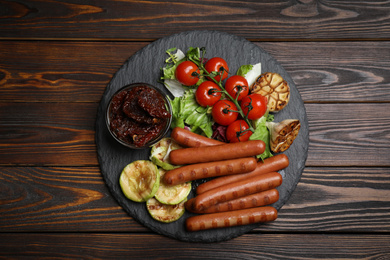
[107,83,171,148]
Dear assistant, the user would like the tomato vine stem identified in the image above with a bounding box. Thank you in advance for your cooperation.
[194,50,255,133]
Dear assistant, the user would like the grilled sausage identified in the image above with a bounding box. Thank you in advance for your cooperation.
[196,154,289,194]
[185,188,279,214]
[192,171,282,212]
[171,127,222,147]
[169,140,265,165]
[186,206,278,231]
[163,157,257,186]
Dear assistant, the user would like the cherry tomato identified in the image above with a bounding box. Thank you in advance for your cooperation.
[225,75,249,101]
[204,57,229,82]
[175,60,200,86]
[240,94,268,120]
[212,100,238,126]
[195,81,222,107]
[226,120,252,143]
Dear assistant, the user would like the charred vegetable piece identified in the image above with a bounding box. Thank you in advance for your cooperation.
[146,198,186,223]
[251,72,290,112]
[155,168,191,205]
[150,137,182,170]
[119,160,160,202]
[266,119,300,153]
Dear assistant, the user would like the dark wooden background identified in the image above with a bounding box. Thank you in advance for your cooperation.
[1,1,390,258]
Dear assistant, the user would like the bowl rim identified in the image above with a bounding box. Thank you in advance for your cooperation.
[105,82,172,149]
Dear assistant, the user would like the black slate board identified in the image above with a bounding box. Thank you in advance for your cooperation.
[95,30,309,242]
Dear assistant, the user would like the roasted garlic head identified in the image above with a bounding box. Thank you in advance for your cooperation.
[251,72,290,112]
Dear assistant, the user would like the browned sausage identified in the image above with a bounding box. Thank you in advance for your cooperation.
[185,188,279,214]
[196,154,289,194]
[186,206,278,232]
[169,140,265,165]
[171,127,222,147]
[192,171,282,212]
[163,157,257,186]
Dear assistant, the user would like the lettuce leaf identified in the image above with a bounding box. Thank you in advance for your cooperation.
[161,47,206,97]
[169,89,214,137]
[236,64,253,77]
[161,48,185,80]
[250,111,274,160]
[168,95,185,129]
[164,79,186,97]
[186,47,201,63]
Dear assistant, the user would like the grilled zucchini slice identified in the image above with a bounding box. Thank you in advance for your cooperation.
[119,160,160,202]
[146,197,186,223]
[150,137,182,170]
[155,168,191,205]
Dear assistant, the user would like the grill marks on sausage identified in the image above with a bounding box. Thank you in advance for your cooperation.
[196,154,289,195]
[171,127,223,147]
[185,189,279,214]
[185,206,278,231]
[169,140,265,165]
[163,157,257,186]
[192,172,282,212]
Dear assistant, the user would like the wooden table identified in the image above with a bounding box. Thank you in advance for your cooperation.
[1,1,389,258]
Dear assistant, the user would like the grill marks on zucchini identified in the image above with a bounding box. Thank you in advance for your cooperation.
[147,198,186,223]
[155,168,191,205]
[150,137,183,170]
[119,160,160,202]
[119,138,191,223]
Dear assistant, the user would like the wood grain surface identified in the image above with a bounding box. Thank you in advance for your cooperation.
[1,41,389,102]
[1,0,390,257]
[0,233,389,259]
[1,1,390,40]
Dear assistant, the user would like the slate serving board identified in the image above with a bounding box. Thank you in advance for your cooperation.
[95,30,309,243]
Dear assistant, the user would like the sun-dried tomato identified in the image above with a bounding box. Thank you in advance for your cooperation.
[108,85,171,147]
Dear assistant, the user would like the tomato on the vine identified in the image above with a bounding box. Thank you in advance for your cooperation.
[195,81,222,107]
[212,100,238,126]
[175,60,200,86]
[226,120,252,143]
[225,75,249,101]
[204,57,229,82]
[240,94,268,120]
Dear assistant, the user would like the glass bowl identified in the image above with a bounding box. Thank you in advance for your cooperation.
[105,83,172,149]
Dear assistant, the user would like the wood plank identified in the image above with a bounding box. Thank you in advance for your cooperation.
[1,166,389,233]
[1,1,390,40]
[0,102,99,165]
[1,41,389,102]
[259,42,390,102]
[1,102,389,166]
[0,166,146,232]
[305,103,390,166]
[0,233,389,258]
[260,167,390,232]
[0,41,148,102]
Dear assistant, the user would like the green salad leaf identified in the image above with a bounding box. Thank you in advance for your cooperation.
[250,111,274,160]
[161,47,207,97]
[161,48,186,81]
[236,64,253,77]
[169,89,214,137]
[186,47,202,63]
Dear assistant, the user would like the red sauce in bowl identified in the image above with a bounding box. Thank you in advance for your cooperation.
[107,83,171,148]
